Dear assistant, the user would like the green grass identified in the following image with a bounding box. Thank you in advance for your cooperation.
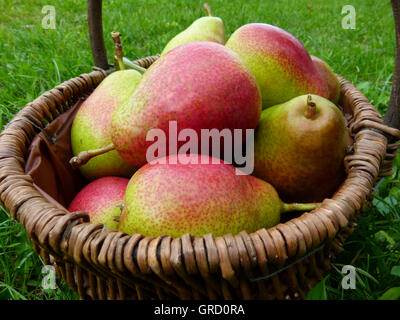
[0,206,79,299]
[0,0,399,300]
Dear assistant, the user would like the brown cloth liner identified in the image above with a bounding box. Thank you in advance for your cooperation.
[24,100,87,209]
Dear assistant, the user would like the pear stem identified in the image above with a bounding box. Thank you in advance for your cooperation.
[121,57,147,74]
[111,31,125,71]
[203,3,212,16]
[305,94,317,119]
[281,202,321,213]
[70,143,115,169]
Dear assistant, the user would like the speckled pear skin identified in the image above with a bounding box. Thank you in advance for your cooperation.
[118,154,283,238]
[254,94,350,203]
[71,70,141,180]
[161,16,226,56]
[111,42,261,167]
[311,55,341,104]
[225,23,329,108]
[68,176,129,231]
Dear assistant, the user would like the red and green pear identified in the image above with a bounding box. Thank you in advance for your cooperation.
[110,41,261,167]
[118,154,319,238]
[225,23,329,108]
[68,176,129,231]
[253,94,350,203]
[311,55,341,104]
[71,70,141,180]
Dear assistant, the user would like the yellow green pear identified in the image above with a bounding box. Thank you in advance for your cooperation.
[253,94,350,203]
[70,32,143,180]
[160,3,226,56]
[70,70,141,180]
[119,154,320,238]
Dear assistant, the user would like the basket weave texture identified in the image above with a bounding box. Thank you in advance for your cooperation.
[0,55,399,300]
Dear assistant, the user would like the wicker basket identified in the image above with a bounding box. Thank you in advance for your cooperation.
[1,3,400,300]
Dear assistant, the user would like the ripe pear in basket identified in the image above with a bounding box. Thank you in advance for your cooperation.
[225,23,330,108]
[68,176,129,231]
[254,94,351,203]
[70,32,143,180]
[118,154,320,238]
[311,55,341,104]
[161,3,226,56]
[70,41,262,169]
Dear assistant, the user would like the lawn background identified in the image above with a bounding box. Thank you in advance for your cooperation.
[0,0,399,300]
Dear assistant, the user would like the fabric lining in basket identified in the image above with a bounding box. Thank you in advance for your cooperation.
[25,100,85,209]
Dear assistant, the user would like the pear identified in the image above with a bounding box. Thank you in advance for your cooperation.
[253,94,350,203]
[70,70,141,180]
[225,23,329,109]
[70,32,143,180]
[160,3,226,56]
[71,42,260,169]
[311,55,341,104]
[68,176,129,231]
[118,154,319,238]
[109,41,261,167]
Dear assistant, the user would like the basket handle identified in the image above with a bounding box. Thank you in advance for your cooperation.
[384,0,400,143]
[87,0,109,70]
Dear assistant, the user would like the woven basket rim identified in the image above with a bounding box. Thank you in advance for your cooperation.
[1,55,399,299]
